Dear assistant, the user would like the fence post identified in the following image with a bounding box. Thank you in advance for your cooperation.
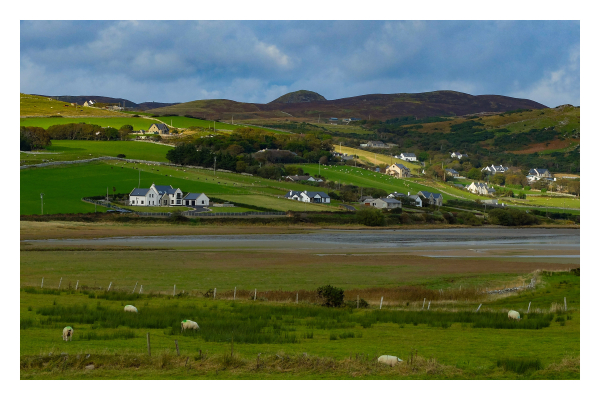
[357,295,359,309]
[147,332,151,356]
[234,287,236,300]
[132,282,138,294]
[175,340,180,356]
[296,292,298,304]
[380,297,383,310]
[139,285,143,294]
[254,289,257,301]
[41,277,43,288]
[422,298,426,309]
[107,282,112,292]
[214,288,216,299]
[475,304,482,313]
[427,301,430,310]
[564,297,567,311]
[75,280,79,291]
[527,302,531,313]
[58,277,62,290]
[173,285,176,297]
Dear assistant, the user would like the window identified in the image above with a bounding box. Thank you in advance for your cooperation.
[141,201,144,204]
[171,200,174,204]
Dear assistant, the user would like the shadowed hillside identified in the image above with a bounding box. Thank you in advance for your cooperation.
[147,90,547,121]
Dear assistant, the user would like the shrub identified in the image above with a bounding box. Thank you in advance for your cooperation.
[116,154,126,158]
[316,285,345,308]
[356,207,385,226]
[457,212,482,226]
[488,209,539,226]
[497,358,542,374]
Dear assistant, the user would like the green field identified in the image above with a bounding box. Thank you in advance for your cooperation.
[20,161,342,215]
[20,94,122,118]
[21,140,172,165]
[153,116,286,134]
[20,117,161,131]
[19,271,580,379]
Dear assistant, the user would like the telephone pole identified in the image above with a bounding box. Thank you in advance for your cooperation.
[40,193,44,215]
[214,157,217,176]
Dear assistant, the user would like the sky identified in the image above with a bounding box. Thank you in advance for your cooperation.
[20,20,580,107]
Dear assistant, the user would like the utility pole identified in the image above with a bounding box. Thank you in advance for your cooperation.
[40,193,44,215]
[106,187,109,202]
[139,169,141,188]
[214,157,217,176]
[339,142,342,153]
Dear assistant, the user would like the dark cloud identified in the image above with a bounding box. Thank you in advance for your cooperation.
[20,21,579,107]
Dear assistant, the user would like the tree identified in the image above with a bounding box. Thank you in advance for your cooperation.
[491,174,505,185]
[467,168,482,180]
[418,151,429,162]
[236,160,248,173]
[356,207,385,226]
[319,155,329,165]
[20,126,51,149]
[316,285,344,308]
[567,181,580,196]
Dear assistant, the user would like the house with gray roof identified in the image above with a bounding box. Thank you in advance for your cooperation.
[369,197,402,209]
[148,123,170,135]
[418,191,444,206]
[128,184,184,207]
[183,193,210,207]
[399,153,417,162]
[284,190,330,203]
[482,165,508,175]
[445,168,459,177]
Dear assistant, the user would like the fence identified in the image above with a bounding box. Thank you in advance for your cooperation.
[183,211,286,217]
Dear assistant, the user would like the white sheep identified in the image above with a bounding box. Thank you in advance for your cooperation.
[124,305,138,313]
[378,355,402,366]
[62,326,74,341]
[181,319,199,331]
[508,310,521,320]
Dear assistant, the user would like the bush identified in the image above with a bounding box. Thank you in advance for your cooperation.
[116,154,126,158]
[497,358,542,374]
[457,212,482,226]
[316,285,345,308]
[488,209,539,226]
[356,207,385,226]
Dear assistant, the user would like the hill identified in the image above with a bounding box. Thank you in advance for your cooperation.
[20,94,124,117]
[33,95,179,110]
[269,90,326,104]
[146,90,546,122]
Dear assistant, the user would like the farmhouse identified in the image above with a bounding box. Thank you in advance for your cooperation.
[387,192,406,199]
[129,187,160,206]
[284,190,331,203]
[482,165,508,174]
[385,163,412,178]
[285,175,323,183]
[182,193,210,206]
[450,151,468,159]
[418,191,443,206]
[360,140,387,148]
[368,198,402,210]
[83,100,96,107]
[445,168,459,177]
[148,123,170,135]
[398,153,417,162]
[466,182,496,195]
[527,168,554,182]
[406,194,423,207]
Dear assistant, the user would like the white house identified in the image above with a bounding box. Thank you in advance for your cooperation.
[418,191,444,206]
[481,165,508,174]
[450,151,468,159]
[285,175,323,182]
[83,100,96,107]
[527,168,554,182]
[466,182,496,195]
[152,184,184,206]
[399,153,417,162]
[129,186,160,206]
[183,193,210,207]
[367,198,402,210]
[284,190,330,203]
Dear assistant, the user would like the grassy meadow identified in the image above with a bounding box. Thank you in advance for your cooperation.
[20,271,579,379]
[20,161,343,215]
[20,117,160,131]
[20,94,122,117]
[21,140,172,165]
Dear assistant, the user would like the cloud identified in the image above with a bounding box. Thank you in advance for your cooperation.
[20,21,579,106]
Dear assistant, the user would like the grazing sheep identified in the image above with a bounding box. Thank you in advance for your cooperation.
[378,355,402,366]
[181,320,199,331]
[508,310,521,320]
[62,326,74,341]
[124,305,138,313]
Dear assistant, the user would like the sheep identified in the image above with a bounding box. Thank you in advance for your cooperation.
[181,319,199,332]
[62,326,74,341]
[124,305,138,313]
[378,355,402,366]
[508,310,521,320]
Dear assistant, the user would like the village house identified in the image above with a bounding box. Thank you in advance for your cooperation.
[445,168,459,177]
[385,163,412,178]
[362,197,402,210]
[284,190,331,203]
[360,140,387,148]
[481,165,508,174]
[398,153,417,162]
[450,151,468,159]
[418,191,444,206]
[83,100,96,107]
[148,123,170,135]
[407,194,423,207]
[285,175,323,183]
[387,192,406,199]
[527,168,554,182]
[466,182,496,196]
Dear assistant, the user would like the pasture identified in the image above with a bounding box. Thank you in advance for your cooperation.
[336,145,420,172]
[19,271,579,379]
[20,161,341,215]
[20,117,160,131]
[21,140,172,165]
[20,94,122,118]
